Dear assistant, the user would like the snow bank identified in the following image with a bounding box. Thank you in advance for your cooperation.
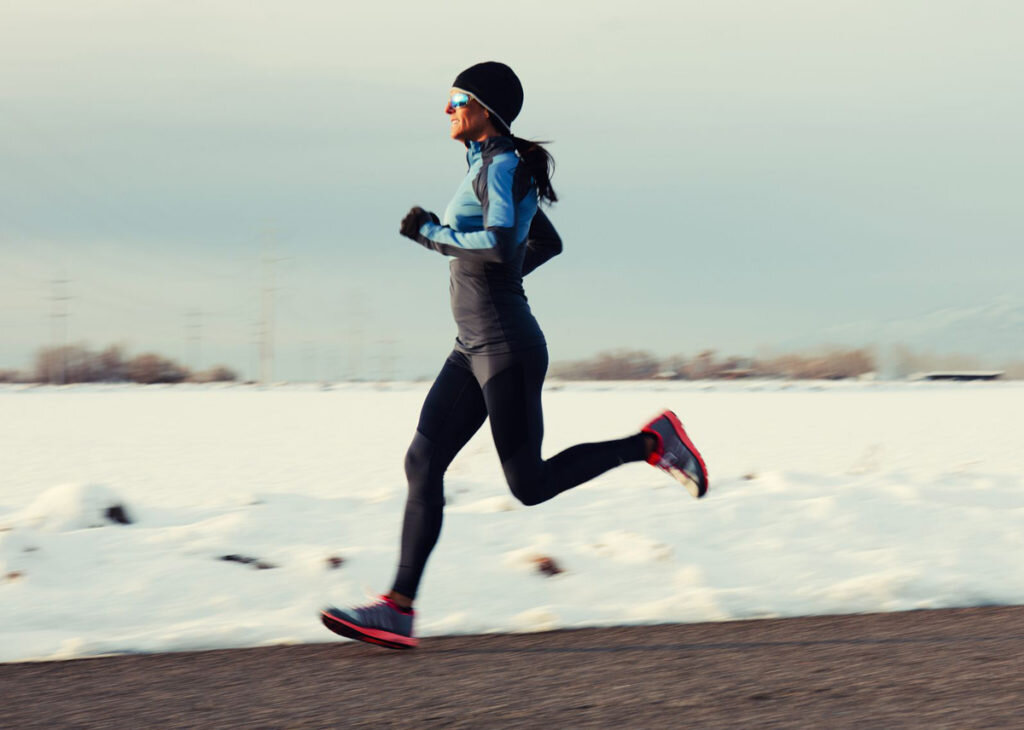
[1,381,1022,662]
[8,483,133,532]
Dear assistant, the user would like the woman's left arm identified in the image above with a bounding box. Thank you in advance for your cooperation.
[521,209,563,276]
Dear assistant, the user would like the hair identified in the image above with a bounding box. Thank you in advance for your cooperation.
[480,108,558,205]
[510,136,557,205]
[507,135,557,205]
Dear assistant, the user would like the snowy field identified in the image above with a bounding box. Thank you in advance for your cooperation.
[2,380,1023,663]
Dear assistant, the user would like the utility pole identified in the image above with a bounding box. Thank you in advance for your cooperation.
[260,256,274,385]
[49,277,71,384]
[259,232,277,386]
[185,309,203,375]
[326,351,340,385]
[258,229,288,386]
[250,318,261,384]
[346,292,367,382]
[378,338,397,383]
[347,323,363,381]
[302,341,319,384]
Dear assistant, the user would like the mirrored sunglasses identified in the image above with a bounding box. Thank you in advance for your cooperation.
[447,92,471,110]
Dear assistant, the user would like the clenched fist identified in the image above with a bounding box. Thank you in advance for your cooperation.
[400,207,439,240]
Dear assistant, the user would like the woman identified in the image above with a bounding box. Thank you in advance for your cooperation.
[322,62,708,650]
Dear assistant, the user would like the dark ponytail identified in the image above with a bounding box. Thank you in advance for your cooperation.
[511,136,558,205]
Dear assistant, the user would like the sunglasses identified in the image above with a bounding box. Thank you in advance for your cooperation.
[447,92,471,110]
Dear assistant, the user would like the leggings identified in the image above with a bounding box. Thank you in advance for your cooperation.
[391,346,648,599]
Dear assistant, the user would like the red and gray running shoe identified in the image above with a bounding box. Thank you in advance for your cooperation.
[321,596,418,650]
[642,410,709,498]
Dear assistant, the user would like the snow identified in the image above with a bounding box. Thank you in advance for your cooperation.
[2,380,1023,662]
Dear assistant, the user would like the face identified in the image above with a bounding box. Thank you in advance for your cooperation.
[446,90,496,143]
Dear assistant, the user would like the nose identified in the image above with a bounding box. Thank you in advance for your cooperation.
[445,101,454,115]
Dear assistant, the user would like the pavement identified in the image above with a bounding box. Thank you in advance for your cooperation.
[2,605,1022,728]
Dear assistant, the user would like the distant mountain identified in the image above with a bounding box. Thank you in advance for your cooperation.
[820,297,1024,366]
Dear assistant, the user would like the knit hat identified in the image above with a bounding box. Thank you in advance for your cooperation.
[451,62,523,133]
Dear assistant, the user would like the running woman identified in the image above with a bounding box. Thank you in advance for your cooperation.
[322,62,708,650]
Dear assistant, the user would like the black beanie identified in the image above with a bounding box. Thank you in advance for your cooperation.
[452,62,523,133]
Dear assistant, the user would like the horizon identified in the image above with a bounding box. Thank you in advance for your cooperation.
[3,337,1021,383]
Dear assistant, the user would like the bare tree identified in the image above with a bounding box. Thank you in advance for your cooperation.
[551,350,660,380]
[752,348,875,379]
[551,347,876,381]
[188,366,239,384]
[125,353,190,384]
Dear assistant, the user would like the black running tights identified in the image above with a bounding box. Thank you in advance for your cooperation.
[391,346,647,599]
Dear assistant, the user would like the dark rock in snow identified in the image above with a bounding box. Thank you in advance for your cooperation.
[533,556,564,576]
[220,554,277,570]
[105,504,133,525]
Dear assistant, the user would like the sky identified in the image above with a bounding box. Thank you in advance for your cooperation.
[2,0,1022,380]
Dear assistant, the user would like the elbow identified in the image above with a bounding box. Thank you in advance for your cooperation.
[539,236,563,262]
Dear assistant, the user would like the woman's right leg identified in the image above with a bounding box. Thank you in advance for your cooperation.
[391,351,488,602]
[477,347,650,507]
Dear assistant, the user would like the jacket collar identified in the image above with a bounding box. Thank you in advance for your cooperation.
[466,135,515,164]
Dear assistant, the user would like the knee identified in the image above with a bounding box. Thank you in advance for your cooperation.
[510,489,544,507]
[404,432,432,486]
[505,469,546,507]
[404,432,443,503]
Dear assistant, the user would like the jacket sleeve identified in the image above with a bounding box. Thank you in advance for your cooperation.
[521,209,563,276]
[411,157,520,263]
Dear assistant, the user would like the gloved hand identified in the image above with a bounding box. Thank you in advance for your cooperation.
[400,207,439,240]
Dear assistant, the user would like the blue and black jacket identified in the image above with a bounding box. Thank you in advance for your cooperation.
[411,136,562,355]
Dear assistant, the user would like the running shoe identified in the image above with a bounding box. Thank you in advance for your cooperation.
[642,410,709,498]
[321,596,418,650]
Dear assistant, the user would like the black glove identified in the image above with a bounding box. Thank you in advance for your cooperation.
[400,207,439,240]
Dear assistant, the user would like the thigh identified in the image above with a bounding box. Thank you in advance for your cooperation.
[415,351,489,463]
[478,347,548,465]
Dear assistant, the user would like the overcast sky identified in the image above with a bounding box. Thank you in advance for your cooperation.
[2,1,1022,380]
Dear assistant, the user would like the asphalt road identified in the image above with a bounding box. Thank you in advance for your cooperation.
[2,606,1022,728]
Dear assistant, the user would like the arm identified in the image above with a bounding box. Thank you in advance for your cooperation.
[403,157,520,263]
[521,209,563,276]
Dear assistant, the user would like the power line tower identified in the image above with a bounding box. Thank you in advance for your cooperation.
[259,233,277,386]
[249,318,262,384]
[185,309,203,374]
[346,293,367,382]
[301,341,319,384]
[378,338,397,383]
[48,277,71,384]
[258,230,288,385]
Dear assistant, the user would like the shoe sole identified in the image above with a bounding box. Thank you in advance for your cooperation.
[648,411,709,499]
[320,610,419,650]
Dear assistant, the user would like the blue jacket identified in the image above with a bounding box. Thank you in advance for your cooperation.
[411,136,562,354]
